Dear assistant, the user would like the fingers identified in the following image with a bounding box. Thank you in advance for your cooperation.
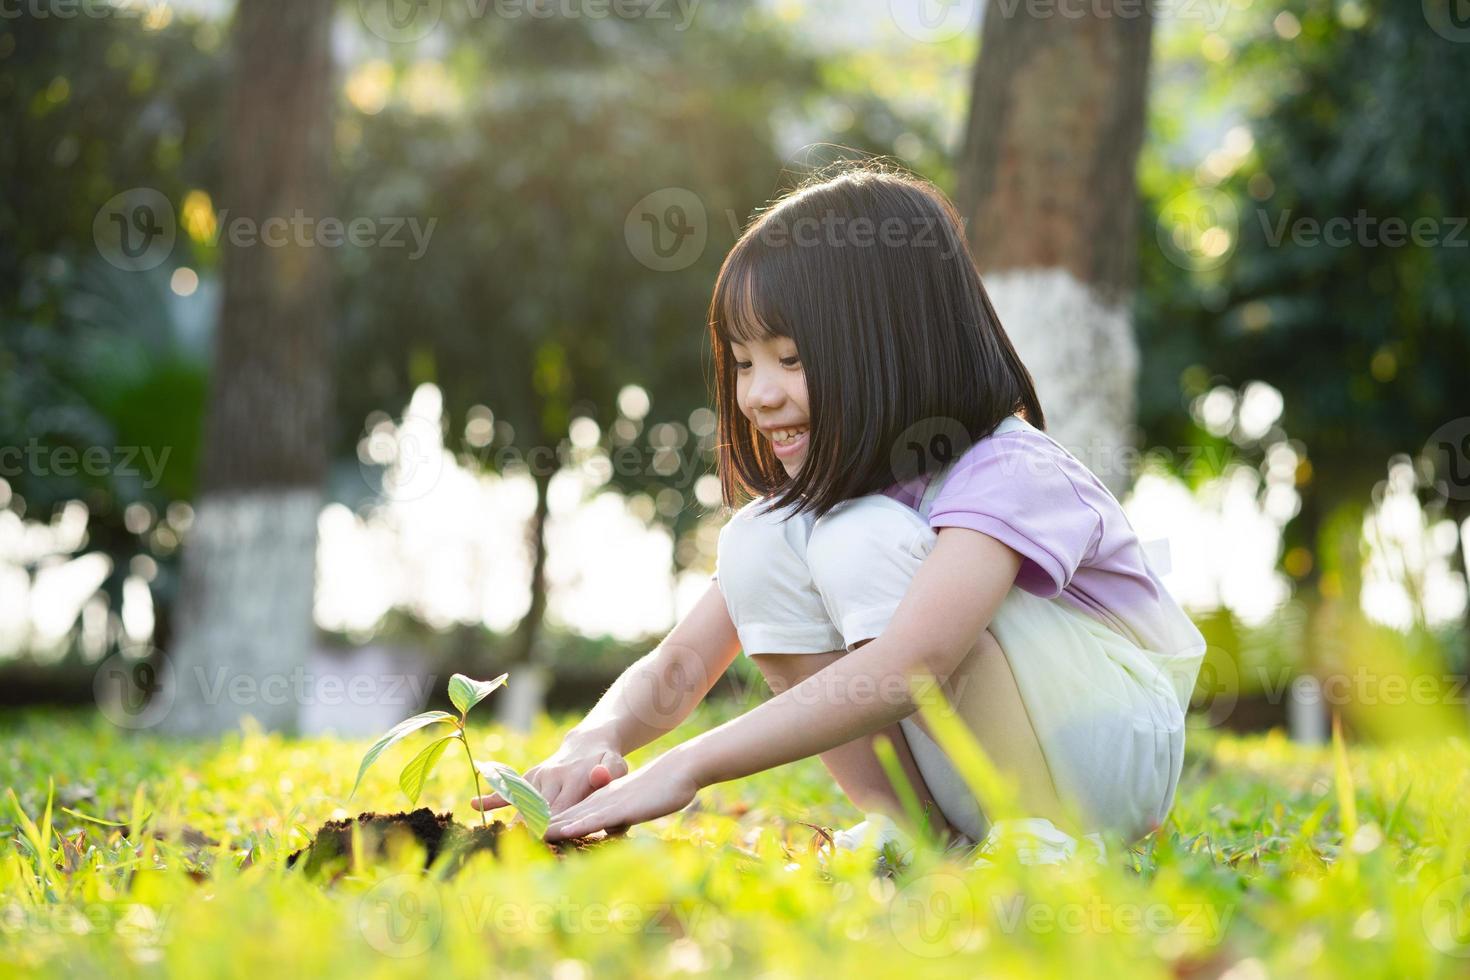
[589,751,628,790]
[471,792,507,811]
[548,785,585,817]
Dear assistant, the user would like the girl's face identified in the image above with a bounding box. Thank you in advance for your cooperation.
[731,333,810,476]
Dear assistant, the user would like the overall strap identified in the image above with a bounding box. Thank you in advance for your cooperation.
[917,414,1027,520]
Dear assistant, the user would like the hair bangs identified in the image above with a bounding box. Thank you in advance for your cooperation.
[711,240,792,349]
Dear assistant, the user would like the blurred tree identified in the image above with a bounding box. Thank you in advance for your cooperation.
[1137,0,1470,668]
[956,2,1155,496]
[165,0,334,735]
[333,2,822,677]
[0,13,224,659]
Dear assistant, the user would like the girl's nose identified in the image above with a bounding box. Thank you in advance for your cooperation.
[744,371,785,414]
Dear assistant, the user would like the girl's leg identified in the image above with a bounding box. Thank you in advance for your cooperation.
[805,495,1068,838]
[904,627,1068,825]
[748,649,960,841]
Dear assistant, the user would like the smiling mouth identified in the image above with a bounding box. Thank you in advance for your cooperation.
[769,426,808,446]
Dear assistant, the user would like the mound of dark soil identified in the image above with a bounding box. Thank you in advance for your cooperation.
[287,808,617,876]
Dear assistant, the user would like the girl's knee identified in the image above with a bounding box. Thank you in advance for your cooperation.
[806,496,935,643]
[715,498,817,600]
[715,498,846,654]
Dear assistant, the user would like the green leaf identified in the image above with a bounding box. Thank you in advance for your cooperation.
[448,673,509,716]
[399,733,459,805]
[351,710,457,799]
[476,761,550,839]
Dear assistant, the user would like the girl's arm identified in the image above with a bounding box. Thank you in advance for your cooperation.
[544,527,1022,840]
[474,580,742,815]
[681,529,1019,784]
[563,579,743,755]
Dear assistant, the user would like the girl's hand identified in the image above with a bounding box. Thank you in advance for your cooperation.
[471,735,629,816]
[543,749,701,842]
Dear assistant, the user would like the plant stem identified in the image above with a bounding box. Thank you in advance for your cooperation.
[461,730,487,828]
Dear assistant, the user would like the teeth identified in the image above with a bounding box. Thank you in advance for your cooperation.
[771,427,808,445]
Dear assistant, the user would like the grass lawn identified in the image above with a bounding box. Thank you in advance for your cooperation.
[3,704,1469,978]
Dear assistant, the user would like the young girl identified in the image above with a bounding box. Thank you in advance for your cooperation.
[474,165,1206,859]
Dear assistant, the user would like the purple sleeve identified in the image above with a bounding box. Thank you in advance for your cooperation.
[926,438,1103,597]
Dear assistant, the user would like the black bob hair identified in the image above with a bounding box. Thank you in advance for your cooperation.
[708,162,1045,519]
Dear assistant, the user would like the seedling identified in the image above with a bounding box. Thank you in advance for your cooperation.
[349,672,551,837]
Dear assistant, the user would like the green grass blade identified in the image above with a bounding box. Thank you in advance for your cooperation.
[1331,713,1358,838]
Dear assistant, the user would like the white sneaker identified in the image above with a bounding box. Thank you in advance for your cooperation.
[817,813,916,873]
[970,818,1107,868]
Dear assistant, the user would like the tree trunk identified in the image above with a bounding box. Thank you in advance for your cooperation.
[499,465,553,732]
[163,0,334,736]
[956,4,1153,497]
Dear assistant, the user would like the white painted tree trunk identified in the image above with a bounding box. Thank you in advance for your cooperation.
[162,489,320,735]
[984,269,1141,498]
[497,662,551,735]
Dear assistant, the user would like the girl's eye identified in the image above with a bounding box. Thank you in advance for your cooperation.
[734,361,752,370]
[780,356,801,367]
